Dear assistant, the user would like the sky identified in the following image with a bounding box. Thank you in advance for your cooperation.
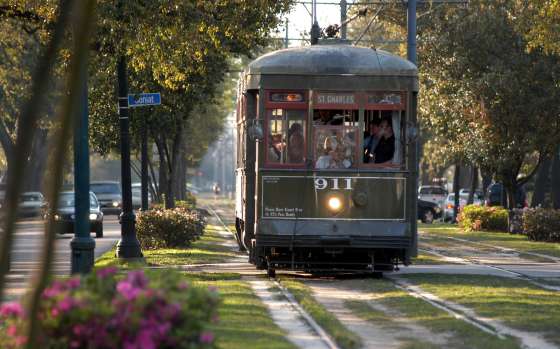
[273,1,352,47]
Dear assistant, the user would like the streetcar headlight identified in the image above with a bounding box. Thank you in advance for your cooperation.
[112,201,119,207]
[89,213,97,220]
[328,197,342,212]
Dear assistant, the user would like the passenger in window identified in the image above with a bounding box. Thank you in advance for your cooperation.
[315,136,337,169]
[314,110,332,125]
[267,134,281,162]
[373,119,395,164]
[288,123,305,163]
[363,120,381,163]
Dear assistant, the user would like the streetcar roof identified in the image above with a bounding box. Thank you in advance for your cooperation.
[247,44,417,77]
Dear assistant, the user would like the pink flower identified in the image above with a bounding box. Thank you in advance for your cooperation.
[66,277,81,289]
[58,296,76,312]
[117,280,141,301]
[127,270,148,288]
[199,331,214,344]
[96,266,118,279]
[0,302,23,317]
[6,325,17,336]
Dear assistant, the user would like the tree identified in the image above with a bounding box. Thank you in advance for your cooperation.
[420,0,560,208]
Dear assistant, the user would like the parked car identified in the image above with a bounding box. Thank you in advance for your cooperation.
[90,181,122,214]
[418,185,447,208]
[131,183,152,209]
[418,199,442,224]
[19,192,46,217]
[443,192,483,222]
[51,191,104,238]
[459,188,484,198]
[485,183,527,208]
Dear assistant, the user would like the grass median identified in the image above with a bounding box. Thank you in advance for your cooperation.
[419,223,560,260]
[277,277,362,349]
[344,278,521,349]
[96,223,239,268]
[402,274,560,347]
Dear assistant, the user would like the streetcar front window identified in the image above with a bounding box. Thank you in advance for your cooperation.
[313,126,358,169]
[266,109,306,165]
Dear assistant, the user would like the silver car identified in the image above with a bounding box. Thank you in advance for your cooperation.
[90,181,122,215]
[19,192,46,217]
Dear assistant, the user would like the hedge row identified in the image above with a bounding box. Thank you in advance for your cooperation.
[136,207,205,250]
[457,205,509,232]
[522,208,560,242]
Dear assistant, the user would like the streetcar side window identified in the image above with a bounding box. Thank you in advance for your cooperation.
[266,109,306,165]
[363,110,402,166]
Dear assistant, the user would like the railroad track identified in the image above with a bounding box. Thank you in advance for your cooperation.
[419,235,560,292]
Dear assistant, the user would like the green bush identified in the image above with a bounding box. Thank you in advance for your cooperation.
[522,208,560,242]
[136,208,205,250]
[458,205,509,232]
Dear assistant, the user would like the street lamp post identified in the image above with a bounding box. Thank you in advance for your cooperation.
[70,67,95,274]
[116,55,143,259]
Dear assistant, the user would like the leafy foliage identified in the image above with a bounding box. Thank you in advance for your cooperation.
[458,204,509,232]
[136,208,205,250]
[0,268,219,348]
[419,0,560,206]
[523,207,560,242]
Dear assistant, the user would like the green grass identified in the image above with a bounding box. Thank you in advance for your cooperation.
[412,253,456,265]
[342,278,520,349]
[402,274,560,346]
[419,223,560,259]
[95,223,239,267]
[181,273,296,349]
[278,277,362,349]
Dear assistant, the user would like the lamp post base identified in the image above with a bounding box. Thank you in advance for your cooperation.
[70,237,96,274]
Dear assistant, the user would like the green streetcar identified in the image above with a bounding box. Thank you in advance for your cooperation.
[235,43,419,276]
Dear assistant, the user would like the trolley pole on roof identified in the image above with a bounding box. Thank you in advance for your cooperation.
[311,0,320,44]
[340,0,347,40]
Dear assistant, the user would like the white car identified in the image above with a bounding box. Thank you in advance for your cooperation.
[131,183,152,209]
[418,185,447,209]
[443,193,483,222]
[19,192,46,217]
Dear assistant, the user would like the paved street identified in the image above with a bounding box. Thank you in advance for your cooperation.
[4,216,121,301]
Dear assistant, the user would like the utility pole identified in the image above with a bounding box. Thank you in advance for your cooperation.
[70,23,95,274]
[285,18,289,48]
[340,0,347,39]
[407,0,417,65]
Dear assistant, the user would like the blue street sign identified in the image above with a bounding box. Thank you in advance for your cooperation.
[128,93,161,107]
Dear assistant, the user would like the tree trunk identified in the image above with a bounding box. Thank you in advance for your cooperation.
[24,128,48,191]
[481,167,492,196]
[467,165,478,205]
[532,156,551,207]
[551,147,560,209]
[453,163,461,221]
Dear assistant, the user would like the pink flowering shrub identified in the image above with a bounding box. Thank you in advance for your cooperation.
[0,268,219,349]
[136,208,205,250]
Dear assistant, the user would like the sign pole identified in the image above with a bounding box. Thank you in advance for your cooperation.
[116,55,142,259]
[141,117,149,211]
